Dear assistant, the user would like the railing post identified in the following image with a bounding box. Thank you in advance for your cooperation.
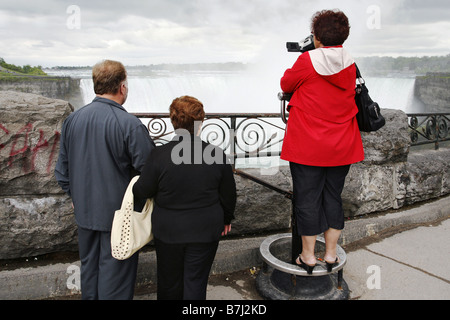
[230,116,237,170]
[291,202,302,264]
[435,115,439,150]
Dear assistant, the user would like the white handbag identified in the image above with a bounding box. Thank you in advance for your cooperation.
[111,176,153,260]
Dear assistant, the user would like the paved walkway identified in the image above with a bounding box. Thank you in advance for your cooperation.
[337,217,449,300]
[134,217,450,300]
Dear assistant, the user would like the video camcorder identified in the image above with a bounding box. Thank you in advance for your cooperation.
[286,34,315,53]
[279,35,316,123]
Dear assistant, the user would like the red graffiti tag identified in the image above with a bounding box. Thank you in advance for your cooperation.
[1,123,60,174]
[47,131,60,174]
[8,123,32,167]
[30,129,49,172]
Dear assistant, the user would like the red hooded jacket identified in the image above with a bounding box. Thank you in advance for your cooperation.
[280,46,364,166]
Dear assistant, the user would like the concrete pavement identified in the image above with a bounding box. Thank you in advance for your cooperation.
[135,215,450,300]
[1,195,449,300]
[344,218,450,300]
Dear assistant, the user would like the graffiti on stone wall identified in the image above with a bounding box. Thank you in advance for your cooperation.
[0,122,60,175]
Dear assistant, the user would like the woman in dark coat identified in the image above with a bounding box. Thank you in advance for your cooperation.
[133,95,236,300]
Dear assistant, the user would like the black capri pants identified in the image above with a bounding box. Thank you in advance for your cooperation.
[290,162,350,236]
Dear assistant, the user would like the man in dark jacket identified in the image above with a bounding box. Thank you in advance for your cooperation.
[55,60,155,299]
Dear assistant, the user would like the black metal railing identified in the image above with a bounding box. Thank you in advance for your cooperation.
[133,113,286,165]
[407,113,450,150]
[133,112,450,159]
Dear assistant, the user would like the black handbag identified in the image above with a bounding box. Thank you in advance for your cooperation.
[355,65,385,132]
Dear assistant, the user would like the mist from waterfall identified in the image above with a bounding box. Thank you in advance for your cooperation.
[79,71,280,114]
[78,70,424,114]
[362,77,425,113]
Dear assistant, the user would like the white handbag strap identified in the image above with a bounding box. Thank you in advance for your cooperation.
[119,176,140,211]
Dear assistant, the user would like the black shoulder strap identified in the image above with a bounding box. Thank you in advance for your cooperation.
[355,63,362,79]
[355,63,365,85]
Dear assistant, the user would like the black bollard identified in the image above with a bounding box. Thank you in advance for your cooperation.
[256,233,350,300]
[256,194,350,300]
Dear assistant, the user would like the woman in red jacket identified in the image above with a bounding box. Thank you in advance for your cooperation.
[280,10,364,273]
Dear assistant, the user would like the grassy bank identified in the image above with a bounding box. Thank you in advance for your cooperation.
[0,58,48,78]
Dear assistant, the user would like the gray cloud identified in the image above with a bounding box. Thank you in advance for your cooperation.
[0,0,448,67]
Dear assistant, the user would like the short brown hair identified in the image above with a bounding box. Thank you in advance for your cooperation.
[170,96,205,134]
[92,60,127,95]
[311,9,350,46]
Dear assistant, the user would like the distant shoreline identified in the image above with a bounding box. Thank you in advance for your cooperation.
[43,55,450,77]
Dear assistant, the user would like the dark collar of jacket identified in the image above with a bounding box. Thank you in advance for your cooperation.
[92,96,127,113]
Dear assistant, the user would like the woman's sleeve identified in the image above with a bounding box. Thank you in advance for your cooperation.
[219,163,237,225]
[54,120,71,197]
[280,53,310,93]
[132,152,159,200]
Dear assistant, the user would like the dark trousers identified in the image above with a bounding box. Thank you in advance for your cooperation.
[154,238,219,300]
[77,227,139,300]
[290,162,351,236]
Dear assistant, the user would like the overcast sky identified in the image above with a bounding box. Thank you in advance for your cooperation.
[0,0,449,67]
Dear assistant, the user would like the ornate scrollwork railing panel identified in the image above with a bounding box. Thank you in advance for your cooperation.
[133,113,286,163]
[407,113,450,149]
[136,112,450,159]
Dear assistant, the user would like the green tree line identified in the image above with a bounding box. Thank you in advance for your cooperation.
[356,54,450,75]
[0,58,47,76]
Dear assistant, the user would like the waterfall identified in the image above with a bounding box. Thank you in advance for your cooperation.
[80,72,280,114]
[364,77,425,113]
[79,72,423,113]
